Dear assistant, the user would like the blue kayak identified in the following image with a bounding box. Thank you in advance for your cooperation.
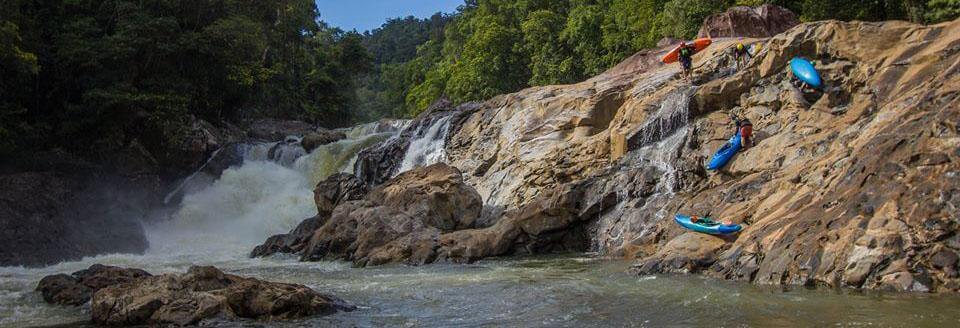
[707,133,742,170]
[790,57,823,89]
[675,214,742,235]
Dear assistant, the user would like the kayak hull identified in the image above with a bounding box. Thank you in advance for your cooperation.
[790,57,823,88]
[662,38,712,64]
[707,133,742,170]
[674,214,742,235]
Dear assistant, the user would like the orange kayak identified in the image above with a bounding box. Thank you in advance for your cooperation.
[661,38,712,64]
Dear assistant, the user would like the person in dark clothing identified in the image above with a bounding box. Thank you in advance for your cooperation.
[678,41,696,80]
[733,42,752,69]
[731,114,754,148]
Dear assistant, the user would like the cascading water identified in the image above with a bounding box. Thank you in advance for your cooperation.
[396,115,453,175]
[590,87,695,254]
[147,122,404,261]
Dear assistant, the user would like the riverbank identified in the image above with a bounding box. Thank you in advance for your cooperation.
[5,254,960,327]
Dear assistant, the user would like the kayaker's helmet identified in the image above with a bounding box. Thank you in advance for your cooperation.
[737,43,744,51]
[679,41,686,46]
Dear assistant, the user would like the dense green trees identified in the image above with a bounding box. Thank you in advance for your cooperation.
[0,0,372,158]
[2,0,958,159]
[371,0,958,118]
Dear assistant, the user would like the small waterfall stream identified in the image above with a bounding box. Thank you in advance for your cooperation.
[591,87,695,254]
[396,115,453,175]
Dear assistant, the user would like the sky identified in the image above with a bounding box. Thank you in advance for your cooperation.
[316,0,464,32]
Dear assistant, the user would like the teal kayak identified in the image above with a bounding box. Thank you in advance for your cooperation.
[790,57,823,89]
[674,214,742,235]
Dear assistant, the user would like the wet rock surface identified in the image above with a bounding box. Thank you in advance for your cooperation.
[354,98,477,187]
[36,264,152,306]
[37,265,352,326]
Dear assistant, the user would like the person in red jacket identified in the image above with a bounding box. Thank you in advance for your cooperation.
[732,114,754,148]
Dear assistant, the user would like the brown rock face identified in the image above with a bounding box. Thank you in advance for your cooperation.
[697,5,800,38]
[300,163,483,266]
[432,18,960,293]
[314,173,368,214]
[254,164,483,267]
[89,266,353,326]
[36,264,152,306]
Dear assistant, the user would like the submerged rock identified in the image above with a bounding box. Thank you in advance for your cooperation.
[38,265,353,326]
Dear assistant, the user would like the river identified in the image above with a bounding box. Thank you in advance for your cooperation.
[1,121,959,327]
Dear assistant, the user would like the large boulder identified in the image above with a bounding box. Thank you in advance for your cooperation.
[250,173,369,258]
[314,173,368,214]
[273,164,483,266]
[36,264,152,306]
[253,164,483,266]
[87,266,353,326]
[697,5,800,38]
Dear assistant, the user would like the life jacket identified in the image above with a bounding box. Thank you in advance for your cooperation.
[679,46,693,58]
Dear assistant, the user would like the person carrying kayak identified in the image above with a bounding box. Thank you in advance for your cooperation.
[677,41,696,80]
[731,114,754,148]
[733,42,752,70]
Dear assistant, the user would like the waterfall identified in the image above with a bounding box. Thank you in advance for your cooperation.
[634,86,695,147]
[149,122,402,258]
[396,115,453,175]
[294,132,393,185]
[590,87,694,254]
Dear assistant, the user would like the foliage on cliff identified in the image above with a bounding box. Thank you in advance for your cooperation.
[377,0,958,118]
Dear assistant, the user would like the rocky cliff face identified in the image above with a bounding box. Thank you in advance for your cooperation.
[381,18,960,292]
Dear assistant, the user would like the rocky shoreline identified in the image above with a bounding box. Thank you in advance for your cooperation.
[252,11,960,293]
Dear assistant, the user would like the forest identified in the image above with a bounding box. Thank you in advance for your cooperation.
[1,0,958,159]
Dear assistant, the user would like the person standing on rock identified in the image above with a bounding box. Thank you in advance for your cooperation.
[678,41,696,80]
[733,42,752,70]
[731,114,754,148]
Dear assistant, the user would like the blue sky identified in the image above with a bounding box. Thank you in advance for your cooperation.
[316,0,464,32]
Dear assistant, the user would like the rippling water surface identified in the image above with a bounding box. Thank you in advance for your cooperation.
[3,254,960,328]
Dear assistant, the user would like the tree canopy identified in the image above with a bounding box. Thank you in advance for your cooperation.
[2,0,957,158]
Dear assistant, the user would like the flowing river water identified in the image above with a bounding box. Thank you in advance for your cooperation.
[2,121,960,327]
